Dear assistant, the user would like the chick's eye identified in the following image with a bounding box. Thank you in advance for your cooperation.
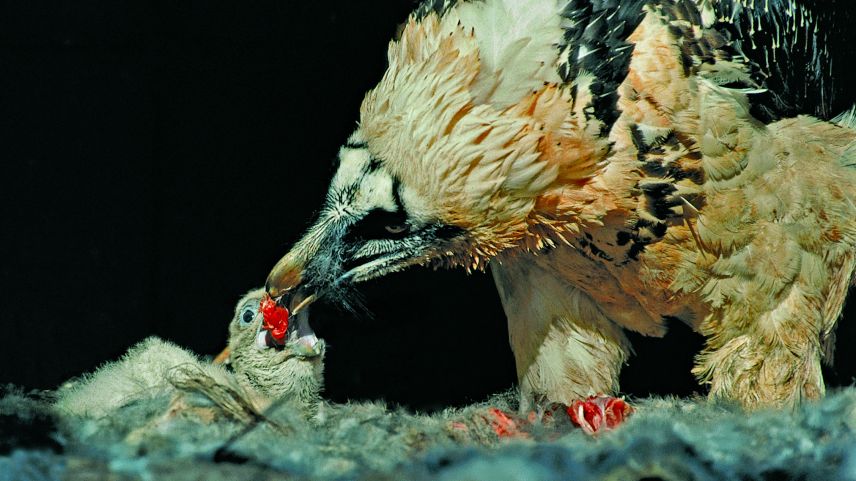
[384,223,408,234]
[240,307,256,326]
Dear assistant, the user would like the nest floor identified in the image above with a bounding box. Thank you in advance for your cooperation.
[3,385,856,481]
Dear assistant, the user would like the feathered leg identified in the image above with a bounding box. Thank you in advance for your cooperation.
[694,327,825,409]
[693,256,855,409]
[491,260,629,413]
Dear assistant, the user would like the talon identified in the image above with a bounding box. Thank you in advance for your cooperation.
[567,395,633,435]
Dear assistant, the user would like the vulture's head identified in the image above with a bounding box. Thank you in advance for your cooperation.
[267,2,611,312]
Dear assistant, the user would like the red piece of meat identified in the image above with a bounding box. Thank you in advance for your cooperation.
[260,295,289,342]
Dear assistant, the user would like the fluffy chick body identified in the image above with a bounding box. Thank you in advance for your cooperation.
[55,289,325,420]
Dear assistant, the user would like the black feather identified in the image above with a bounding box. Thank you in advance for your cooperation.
[414,0,458,20]
[708,0,837,120]
[558,0,648,134]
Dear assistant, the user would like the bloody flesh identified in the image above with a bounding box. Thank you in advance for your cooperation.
[260,294,290,342]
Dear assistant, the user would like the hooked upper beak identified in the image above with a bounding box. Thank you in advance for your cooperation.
[265,252,319,317]
[265,250,305,300]
[265,225,329,314]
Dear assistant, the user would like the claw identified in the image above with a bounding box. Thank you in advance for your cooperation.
[567,395,633,435]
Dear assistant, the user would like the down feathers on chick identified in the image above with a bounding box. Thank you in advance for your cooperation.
[227,288,325,412]
[55,289,326,420]
[265,0,856,410]
[54,336,228,419]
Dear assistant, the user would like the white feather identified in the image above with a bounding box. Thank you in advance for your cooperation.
[832,106,856,130]
[456,0,567,107]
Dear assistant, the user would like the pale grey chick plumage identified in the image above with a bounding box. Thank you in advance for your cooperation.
[55,289,326,420]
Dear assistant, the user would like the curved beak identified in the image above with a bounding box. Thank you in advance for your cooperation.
[265,214,340,311]
[265,249,306,300]
[266,246,327,324]
[265,252,318,315]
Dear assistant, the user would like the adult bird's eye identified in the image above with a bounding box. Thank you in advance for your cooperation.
[240,307,256,326]
[384,223,408,235]
[347,209,409,242]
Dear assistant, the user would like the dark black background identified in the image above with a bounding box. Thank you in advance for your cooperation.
[2,1,854,412]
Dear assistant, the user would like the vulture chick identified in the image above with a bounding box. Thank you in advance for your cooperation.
[266,0,856,410]
[55,289,325,418]
[227,288,325,412]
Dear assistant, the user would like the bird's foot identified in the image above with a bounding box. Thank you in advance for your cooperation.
[566,394,633,435]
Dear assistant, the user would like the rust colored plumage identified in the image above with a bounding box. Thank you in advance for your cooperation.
[267,0,856,410]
